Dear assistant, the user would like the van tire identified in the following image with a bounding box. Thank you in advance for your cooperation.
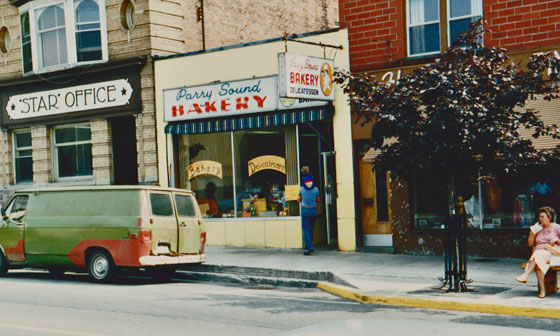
[0,253,8,276]
[88,250,115,283]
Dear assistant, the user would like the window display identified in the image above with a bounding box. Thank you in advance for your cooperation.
[413,162,560,229]
[234,128,288,217]
[178,132,234,218]
[178,126,300,218]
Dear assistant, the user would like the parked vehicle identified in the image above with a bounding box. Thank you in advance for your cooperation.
[0,186,206,282]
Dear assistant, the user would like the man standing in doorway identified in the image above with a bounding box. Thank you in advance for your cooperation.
[298,167,320,255]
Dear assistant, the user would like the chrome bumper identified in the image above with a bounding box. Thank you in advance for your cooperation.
[139,254,206,266]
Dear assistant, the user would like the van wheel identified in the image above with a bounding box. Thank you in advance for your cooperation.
[88,250,115,283]
[0,253,9,276]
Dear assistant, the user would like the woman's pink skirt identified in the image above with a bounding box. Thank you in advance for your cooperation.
[529,249,553,274]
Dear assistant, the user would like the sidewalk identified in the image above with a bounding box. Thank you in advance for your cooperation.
[197,245,560,319]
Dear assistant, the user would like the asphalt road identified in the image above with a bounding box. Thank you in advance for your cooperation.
[0,270,558,336]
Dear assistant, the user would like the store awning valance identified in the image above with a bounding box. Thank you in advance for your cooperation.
[164,107,332,134]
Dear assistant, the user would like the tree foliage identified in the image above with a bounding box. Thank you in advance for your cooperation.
[336,21,560,185]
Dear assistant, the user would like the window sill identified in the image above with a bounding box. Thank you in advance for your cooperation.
[23,59,108,77]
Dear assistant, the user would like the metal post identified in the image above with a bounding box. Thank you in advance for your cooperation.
[439,198,471,292]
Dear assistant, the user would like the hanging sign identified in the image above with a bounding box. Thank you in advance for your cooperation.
[5,79,133,120]
[187,160,223,180]
[278,53,335,101]
[248,155,286,176]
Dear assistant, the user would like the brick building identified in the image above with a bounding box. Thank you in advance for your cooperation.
[340,0,560,258]
[0,0,338,204]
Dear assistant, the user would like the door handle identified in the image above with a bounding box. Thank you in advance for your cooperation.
[362,198,374,206]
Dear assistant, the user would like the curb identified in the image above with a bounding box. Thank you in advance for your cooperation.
[317,282,560,320]
[175,270,319,288]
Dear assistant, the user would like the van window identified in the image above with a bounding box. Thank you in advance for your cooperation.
[175,194,197,217]
[6,195,29,220]
[149,193,174,216]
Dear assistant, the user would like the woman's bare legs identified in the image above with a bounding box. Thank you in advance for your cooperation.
[516,260,536,283]
[536,268,546,298]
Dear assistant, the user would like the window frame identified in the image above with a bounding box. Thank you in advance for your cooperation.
[52,123,93,181]
[149,193,175,217]
[406,0,441,58]
[406,0,484,58]
[13,129,33,184]
[446,0,483,48]
[19,0,108,75]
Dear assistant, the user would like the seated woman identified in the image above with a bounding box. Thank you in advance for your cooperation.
[516,206,560,298]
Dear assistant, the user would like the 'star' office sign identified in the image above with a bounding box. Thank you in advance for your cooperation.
[278,53,335,101]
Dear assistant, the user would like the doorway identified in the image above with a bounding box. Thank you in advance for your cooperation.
[110,115,138,185]
[358,156,392,247]
[298,122,337,247]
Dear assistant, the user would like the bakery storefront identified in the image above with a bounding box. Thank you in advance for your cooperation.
[0,57,144,191]
[155,29,357,251]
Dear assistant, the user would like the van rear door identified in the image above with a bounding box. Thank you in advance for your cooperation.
[147,192,178,255]
[173,192,203,254]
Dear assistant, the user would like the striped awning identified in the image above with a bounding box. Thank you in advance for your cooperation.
[164,107,332,134]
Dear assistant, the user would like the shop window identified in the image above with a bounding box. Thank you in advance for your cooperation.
[53,124,92,179]
[407,0,482,57]
[13,131,33,183]
[413,163,560,229]
[234,128,288,217]
[178,132,235,218]
[177,126,300,218]
[19,0,107,74]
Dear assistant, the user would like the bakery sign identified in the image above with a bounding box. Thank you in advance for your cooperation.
[187,160,223,180]
[5,79,133,120]
[164,77,277,122]
[278,53,335,101]
[248,155,286,176]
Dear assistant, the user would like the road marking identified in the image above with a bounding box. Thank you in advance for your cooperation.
[0,323,106,336]
[317,282,560,319]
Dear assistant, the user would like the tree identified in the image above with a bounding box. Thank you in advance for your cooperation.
[335,21,560,291]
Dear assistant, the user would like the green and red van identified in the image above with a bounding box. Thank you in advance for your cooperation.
[0,186,206,282]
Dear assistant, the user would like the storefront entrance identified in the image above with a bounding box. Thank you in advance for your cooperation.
[298,122,337,247]
[359,157,392,248]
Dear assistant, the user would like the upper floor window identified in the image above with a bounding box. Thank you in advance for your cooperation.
[448,0,482,46]
[408,0,440,57]
[19,0,107,75]
[407,0,482,57]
